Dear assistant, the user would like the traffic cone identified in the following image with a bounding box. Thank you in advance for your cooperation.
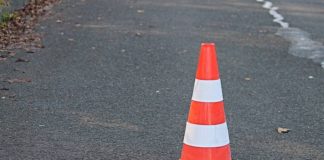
[180,43,231,160]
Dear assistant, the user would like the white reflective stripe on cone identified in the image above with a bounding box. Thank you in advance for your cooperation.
[191,79,223,102]
[183,122,230,147]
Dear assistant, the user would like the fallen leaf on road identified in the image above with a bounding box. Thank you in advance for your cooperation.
[277,127,290,134]
[15,58,30,62]
[26,50,35,53]
[37,44,45,48]
[8,94,16,98]
[7,78,32,84]
[0,57,7,62]
[8,51,16,57]
[13,68,26,73]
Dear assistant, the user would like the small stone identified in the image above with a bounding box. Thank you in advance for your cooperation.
[244,77,251,81]
[56,19,63,23]
[135,32,142,37]
[277,127,290,134]
[308,76,314,79]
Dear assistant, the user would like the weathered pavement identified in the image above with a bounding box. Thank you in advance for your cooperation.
[1,0,323,159]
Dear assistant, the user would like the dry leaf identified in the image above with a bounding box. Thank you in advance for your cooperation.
[13,68,26,73]
[277,127,290,134]
[0,57,7,62]
[8,94,16,98]
[7,78,32,84]
[15,58,30,62]
[8,51,16,57]
[26,50,35,53]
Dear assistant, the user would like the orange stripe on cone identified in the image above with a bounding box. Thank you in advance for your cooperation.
[188,101,226,125]
[180,43,231,160]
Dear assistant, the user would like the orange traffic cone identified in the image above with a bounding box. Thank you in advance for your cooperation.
[180,43,232,160]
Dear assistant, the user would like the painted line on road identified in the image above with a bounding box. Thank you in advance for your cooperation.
[256,0,324,68]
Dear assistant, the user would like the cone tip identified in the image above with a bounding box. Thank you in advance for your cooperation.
[201,43,215,47]
[196,42,219,80]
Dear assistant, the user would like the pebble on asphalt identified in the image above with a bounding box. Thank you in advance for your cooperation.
[277,127,290,134]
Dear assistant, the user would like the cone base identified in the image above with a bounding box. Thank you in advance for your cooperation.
[180,144,231,160]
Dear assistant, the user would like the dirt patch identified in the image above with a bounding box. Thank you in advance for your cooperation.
[80,115,141,132]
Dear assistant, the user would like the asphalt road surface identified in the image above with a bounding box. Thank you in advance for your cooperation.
[1,0,323,159]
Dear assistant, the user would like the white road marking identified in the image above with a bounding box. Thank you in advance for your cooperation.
[262,1,272,9]
[256,0,324,68]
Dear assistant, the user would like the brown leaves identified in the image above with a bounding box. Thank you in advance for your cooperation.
[277,127,290,134]
[15,58,30,62]
[7,78,32,84]
[0,0,59,50]
[0,57,7,62]
[8,51,16,57]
